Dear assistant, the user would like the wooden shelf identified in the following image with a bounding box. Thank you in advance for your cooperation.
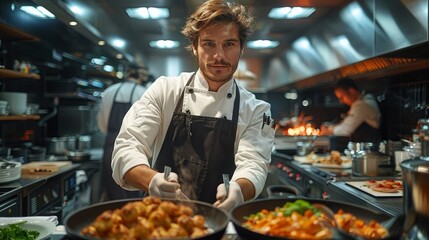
[0,22,40,42]
[0,69,40,79]
[0,115,40,121]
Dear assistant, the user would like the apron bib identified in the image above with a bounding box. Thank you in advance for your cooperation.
[154,74,240,203]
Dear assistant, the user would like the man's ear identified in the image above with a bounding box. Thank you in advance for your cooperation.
[192,47,197,56]
[240,48,244,57]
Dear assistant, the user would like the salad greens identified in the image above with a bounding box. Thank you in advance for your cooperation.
[0,221,40,240]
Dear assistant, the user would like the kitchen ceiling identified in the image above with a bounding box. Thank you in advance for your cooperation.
[34,0,353,63]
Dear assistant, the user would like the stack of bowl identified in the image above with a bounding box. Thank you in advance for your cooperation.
[0,160,22,183]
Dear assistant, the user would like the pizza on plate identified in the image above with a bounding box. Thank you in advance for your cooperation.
[366,180,403,193]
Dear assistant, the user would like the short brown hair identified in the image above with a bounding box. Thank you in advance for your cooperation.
[181,0,253,52]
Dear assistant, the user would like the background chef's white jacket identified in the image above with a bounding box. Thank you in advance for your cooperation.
[97,80,147,133]
[333,93,380,136]
[111,70,275,198]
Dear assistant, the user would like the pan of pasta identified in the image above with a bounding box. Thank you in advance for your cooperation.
[64,196,229,240]
[231,198,403,240]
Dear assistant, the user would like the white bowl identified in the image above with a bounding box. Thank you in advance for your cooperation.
[0,92,27,115]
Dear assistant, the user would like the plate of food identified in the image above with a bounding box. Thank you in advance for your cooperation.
[0,219,56,240]
[346,180,403,197]
[310,151,352,169]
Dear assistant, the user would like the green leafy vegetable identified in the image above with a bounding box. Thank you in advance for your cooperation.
[0,221,40,240]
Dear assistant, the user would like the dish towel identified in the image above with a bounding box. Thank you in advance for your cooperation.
[0,216,58,226]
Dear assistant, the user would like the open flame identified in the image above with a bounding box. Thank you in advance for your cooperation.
[283,123,320,136]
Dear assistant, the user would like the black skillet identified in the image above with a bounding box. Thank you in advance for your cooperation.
[230,197,404,240]
[230,185,404,240]
[64,198,229,240]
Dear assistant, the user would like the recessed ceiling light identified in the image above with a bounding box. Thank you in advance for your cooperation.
[126,7,169,19]
[149,40,180,49]
[247,40,279,49]
[69,21,78,26]
[116,54,123,59]
[268,7,316,19]
[98,40,105,46]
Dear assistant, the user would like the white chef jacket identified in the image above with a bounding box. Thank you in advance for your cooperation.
[97,80,147,133]
[111,70,275,198]
[333,93,380,136]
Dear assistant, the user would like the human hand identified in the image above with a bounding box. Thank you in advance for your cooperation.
[214,182,244,211]
[148,172,181,199]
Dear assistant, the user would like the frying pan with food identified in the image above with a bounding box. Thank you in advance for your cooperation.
[230,197,404,240]
[64,198,229,240]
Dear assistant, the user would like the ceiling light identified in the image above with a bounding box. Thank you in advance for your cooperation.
[247,40,279,49]
[116,53,123,59]
[112,39,126,48]
[103,65,114,72]
[36,6,55,18]
[91,58,105,65]
[268,7,315,19]
[126,7,169,19]
[68,5,86,16]
[69,21,78,26]
[98,40,105,46]
[149,40,180,49]
[20,6,55,19]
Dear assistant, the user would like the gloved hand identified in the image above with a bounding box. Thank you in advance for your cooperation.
[214,182,244,211]
[148,172,181,199]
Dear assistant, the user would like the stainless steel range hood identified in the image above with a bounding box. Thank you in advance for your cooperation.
[265,0,429,92]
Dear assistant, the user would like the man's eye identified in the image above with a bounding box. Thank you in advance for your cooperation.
[203,42,214,47]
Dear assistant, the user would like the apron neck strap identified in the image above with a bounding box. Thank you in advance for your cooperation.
[173,72,240,123]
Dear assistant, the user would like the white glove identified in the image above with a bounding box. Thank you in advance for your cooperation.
[148,172,181,199]
[214,182,244,211]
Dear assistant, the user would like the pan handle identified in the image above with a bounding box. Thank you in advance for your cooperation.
[266,185,303,198]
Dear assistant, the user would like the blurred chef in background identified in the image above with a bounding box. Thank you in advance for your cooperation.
[322,78,381,146]
[98,64,149,200]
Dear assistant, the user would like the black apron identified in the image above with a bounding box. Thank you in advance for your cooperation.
[351,122,381,144]
[154,74,239,203]
[101,82,142,201]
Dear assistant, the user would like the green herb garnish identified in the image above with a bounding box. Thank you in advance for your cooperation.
[0,221,40,240]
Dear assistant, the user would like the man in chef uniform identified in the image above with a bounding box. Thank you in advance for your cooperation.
[322,78,381,145]
[98,64,149,200]
[111,0,275,211]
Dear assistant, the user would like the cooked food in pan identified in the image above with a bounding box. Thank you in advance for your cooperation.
[242,199,389,239]
[242,199,332,239]
[81,196,209,239]
[335,209,388,239]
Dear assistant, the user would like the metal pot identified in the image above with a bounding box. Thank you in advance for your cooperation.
[351,148,394,177]
[401,159,429,239]
[46,137,76,155]
[296,141,313,156]
[66,150,91,162]
[64,198,229,240]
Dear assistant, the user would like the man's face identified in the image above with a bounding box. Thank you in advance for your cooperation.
[334,88,354,106]
[193,22,242,90]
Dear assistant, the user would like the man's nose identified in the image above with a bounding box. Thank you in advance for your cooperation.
[213,46,226,60]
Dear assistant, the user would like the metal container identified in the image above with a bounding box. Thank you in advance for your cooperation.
[46,136,76,155]
[296,141,313,156]
[351,148,394,177]
[401,159,429,239]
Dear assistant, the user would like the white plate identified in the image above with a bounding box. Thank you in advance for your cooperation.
[345,181,403,197]
[293,155,314,164]
[312,162,352,169]
[0,219,56,240]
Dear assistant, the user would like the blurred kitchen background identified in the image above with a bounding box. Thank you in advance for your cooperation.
[1,0,429,211]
